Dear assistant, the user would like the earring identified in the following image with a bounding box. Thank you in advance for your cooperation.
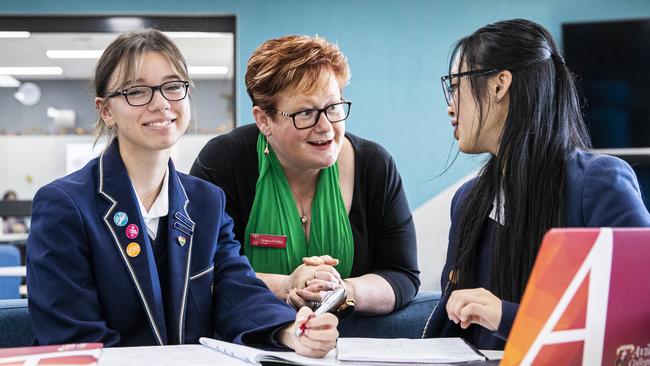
[264,137,269,155]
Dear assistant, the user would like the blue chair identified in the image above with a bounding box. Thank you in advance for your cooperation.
[0,298,33,348]
[338,291,440,338]
[0,292,440,348]
[0,244,21,299]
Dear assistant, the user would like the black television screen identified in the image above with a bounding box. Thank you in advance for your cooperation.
[563,19,650,149]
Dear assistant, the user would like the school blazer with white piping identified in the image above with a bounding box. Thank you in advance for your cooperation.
[422,149,650,350]
[26,140,296,347]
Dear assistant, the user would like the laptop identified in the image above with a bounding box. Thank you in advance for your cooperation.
[501,228,650,366]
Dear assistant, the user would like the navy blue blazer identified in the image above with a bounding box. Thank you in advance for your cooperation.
[27,140,296,347]
[423,150,650,349]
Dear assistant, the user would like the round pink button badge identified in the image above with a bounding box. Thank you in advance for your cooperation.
[126,224,139,239]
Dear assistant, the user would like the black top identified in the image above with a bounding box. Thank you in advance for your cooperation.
[190,124,420,310]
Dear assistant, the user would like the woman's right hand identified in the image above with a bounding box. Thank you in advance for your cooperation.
[284,262,342,309]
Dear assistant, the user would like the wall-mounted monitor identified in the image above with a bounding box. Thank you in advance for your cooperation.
[563,19,650,151]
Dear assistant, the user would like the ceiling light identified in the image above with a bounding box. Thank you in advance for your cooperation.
[46,50,104,59]
[0,31,30,38]
[0,67,63,76]
[0,75,20,87]
[188,66,229,75]
[14,82,41,106]
[106,17,145,30]
[163,32,230,39]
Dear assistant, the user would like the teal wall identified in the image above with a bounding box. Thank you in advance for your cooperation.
[2,0,649,208]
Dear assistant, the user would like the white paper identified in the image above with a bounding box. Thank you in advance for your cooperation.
[336,338,485,364]
[480,350,504,361]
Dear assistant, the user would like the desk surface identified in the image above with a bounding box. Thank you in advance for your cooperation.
[100,345,245,366]
[98,345,502,366]
[0,266,25,277]
[0,233,28,243]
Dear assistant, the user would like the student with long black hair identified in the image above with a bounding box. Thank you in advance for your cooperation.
[423,19,650,350]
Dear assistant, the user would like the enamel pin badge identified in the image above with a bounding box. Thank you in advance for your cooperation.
[113,212,128,227]
[126,242,141,258]
[125,224,139,239]
[177,235,187,247]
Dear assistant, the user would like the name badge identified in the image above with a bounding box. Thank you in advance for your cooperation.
[250,233,287,248]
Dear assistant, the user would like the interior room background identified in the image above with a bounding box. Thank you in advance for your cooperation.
[1,0,648,291]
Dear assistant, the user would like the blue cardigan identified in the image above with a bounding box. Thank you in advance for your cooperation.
[26,140,296,347]
[423,150,650,349]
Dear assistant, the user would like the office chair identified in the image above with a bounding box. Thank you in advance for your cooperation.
[0,244,21,299]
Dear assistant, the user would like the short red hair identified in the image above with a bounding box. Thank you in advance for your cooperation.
[245,35,350,111]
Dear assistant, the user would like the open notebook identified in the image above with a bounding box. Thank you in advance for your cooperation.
[200,337,336,366]
[199,337,485,365]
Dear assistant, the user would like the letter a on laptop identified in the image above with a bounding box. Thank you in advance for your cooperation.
[501,228,650,366]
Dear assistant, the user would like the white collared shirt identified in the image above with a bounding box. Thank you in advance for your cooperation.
[488,189,506,226]
[133,166,169,240]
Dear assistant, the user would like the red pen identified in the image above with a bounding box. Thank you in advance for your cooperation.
[294,286,346,338]
[294,314,314,338]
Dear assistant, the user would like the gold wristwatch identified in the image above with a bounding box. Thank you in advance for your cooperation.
[337,297,355,319]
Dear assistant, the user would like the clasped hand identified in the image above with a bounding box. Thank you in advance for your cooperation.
[285,255,342,310]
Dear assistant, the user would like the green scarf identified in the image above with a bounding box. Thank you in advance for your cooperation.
[244,133,354,278]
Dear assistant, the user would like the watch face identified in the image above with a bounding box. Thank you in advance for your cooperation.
[337,300,355,319]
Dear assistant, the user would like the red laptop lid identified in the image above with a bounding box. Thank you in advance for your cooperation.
[501,228,650,366]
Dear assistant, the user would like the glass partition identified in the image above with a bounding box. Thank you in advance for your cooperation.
[0,16,236,135]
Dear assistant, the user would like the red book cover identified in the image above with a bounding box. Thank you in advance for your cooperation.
[0,343,102,366]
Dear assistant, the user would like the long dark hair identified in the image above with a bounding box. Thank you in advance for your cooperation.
[449,19,591,302]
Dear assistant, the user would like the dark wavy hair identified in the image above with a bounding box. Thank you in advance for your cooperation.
[448,19,591,302]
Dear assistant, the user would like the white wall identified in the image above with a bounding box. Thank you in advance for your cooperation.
[413,172,475,291]
[0,134,214,199]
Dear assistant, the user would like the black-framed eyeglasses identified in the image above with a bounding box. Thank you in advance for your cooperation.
[269,100,352,130]
[440,68,499,106]
[105,80,190,107]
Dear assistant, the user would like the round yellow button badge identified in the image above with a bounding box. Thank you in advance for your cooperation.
[126,242,141,258]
